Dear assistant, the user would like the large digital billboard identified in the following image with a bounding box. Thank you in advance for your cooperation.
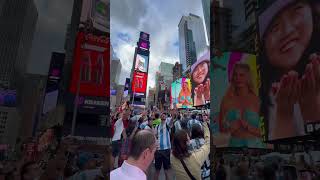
[79,0,109,34]
[211,52,266,148]
[191,51,210,106]
[134,54,149,73]
[258,0,320,140]
[0,90,16,107]
[43,52,65,114]
[138,40,150,50]
[69,32,110,97]
[132,71,148,94]
[123,78,130,97]
[171,78,193,109]
[139,32,150,41]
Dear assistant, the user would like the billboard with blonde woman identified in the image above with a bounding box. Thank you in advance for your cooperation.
[171,78,193,109]
[212,52,267,148]
[258,0,320,141]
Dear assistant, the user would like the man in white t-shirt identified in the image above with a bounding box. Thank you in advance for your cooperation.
[111,129,157,180]
[111,110,130,169]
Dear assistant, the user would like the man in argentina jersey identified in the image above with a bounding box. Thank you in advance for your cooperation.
[154,112,173,180]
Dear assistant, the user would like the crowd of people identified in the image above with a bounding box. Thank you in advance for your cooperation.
[110,101,210,180]
[214,153,320,180]
[0,133,111,180]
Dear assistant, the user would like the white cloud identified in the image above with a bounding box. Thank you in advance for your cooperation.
[111,0,206,91]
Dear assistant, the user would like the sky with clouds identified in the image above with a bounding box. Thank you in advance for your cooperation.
[26,0,207,91]
[27,0,74,75]
[111,0,207,89]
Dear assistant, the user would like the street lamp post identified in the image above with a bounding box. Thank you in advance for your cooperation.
[132,82,135,106]
[71,62,83,136]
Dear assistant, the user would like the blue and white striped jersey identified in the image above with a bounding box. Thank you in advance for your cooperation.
[156,121,171,150]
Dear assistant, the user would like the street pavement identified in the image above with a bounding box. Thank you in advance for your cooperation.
[146,162,175,180]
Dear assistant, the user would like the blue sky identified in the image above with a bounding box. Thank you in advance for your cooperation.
[111,0,207,89]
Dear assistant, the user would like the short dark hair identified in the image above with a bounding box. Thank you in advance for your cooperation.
[129,130,155,160]
[191,114,197,119]
[191,124,204,139]
[155,113,160,119]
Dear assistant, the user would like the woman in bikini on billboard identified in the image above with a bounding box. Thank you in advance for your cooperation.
[178,80,192,108]
[259,0,320,140]
[219,63,263,148]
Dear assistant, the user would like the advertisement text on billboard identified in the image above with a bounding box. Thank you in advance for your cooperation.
[69,32,110,97]
[131,71,147,94]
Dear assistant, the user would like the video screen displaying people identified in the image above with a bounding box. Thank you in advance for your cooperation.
[134,54,149,73]
[212,52,266,148]
[171,78,193,109]
[191,51,210,106]
[258,0,320,141]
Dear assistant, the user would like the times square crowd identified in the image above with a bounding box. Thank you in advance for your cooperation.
[214,152,320,180]
[0,126,111,180]
[110,101,211,180]
[0,100,319,180]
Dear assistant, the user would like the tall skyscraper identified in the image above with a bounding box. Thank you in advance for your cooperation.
[110,58,122,85]
[215,0,257,53]
[178,14,207,71]
[0,0,38,88]
[129,32,150,106]
[155,62,174,110]
[159,62,174,89]
[213,1,233,51]
[147,87,156,108]
[172,62,183,81]
[202,0,210,42]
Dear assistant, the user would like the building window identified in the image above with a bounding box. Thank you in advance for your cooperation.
[81,51,91,82]
[94,54,104,84]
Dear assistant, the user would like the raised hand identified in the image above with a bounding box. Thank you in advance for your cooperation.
[299,53,320,122]
[271,71,300,139]
[273,71,300,109]
[204,78,210,100]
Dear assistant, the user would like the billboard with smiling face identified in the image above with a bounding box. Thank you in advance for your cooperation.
[258,0,320,141]
[191,51,210,106]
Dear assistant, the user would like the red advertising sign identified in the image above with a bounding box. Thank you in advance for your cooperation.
[132,71,147,94]
[69,32,110,97]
